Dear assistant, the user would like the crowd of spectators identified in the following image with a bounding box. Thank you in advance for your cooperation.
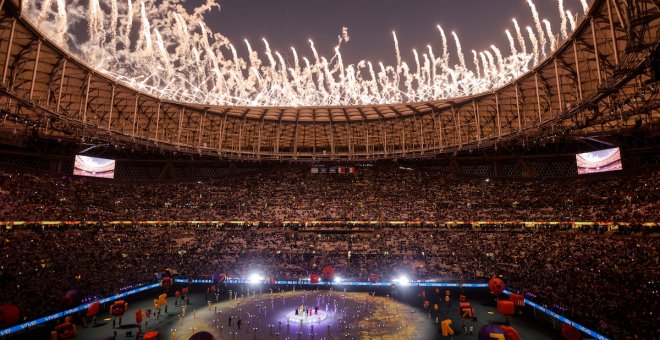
[0,166,657,222]
[0,166,658,339]
[0,225,657,339]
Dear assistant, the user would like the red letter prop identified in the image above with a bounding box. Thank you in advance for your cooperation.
[143,332,160,340]
[497,300,515,316]
[161,276,172,291]
[86,302,100,317]
[501,325,520,340]
[478,324,519,340]
[51,317,77,340]
[441,319,454,336]
[135,309,143,324]
[110,300,128,316]
[459,302,474,319]
[212,271,227,284]
[509,293,524,307]
[561,324,582,340]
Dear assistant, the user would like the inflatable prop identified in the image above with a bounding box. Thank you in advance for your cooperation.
[110,301,128,316]
[86,302,100,318]
[212,272,226,284]
[158,293,167,305]
[161,276,172,290]
[143,332,160,340]
[562,324,582,340]
[0,305,20,328]
[509,293,525,307]
[488,277,506,295]
[497,300,515,316]
[189,331,215,340]
[441,319,454,337]
[478,324,520,340]
[321,266,335,281]
[51,316,77,340]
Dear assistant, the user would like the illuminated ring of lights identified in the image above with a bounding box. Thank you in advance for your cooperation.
[287,310,328,324]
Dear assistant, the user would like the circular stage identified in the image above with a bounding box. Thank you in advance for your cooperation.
[286,308,328,324]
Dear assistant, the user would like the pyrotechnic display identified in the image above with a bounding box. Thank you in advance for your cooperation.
[23,0,588,107]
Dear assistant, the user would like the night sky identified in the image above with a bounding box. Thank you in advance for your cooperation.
[186,0,586,66]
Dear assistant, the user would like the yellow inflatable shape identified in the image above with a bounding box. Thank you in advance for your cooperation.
[158,293,167,305]
[441,319,454,336]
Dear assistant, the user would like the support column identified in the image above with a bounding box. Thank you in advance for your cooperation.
[606,0,619,65]
[473,101,480,144]
[1,19,16,87]
[177,108,184,145]
[515,85,522,132]
[28,40,41,101]
[346,124,352,156]
[365,123,370,157]
[256,121,263,157]
[55,59,67,113]
[107,85,115,130]
[154,101,161,140]
[534,74,542,124]
[590,19,602,85]
[218,115,227,152]
[554,59,563,112]
[438,115,444,149]
[275,124,281,156]
[330,123,335,156]
[237,118,244,153]
[381,124,387,156]
[573,40,583,101]
[198,111,206,147]
[293,122,299,156]
[400,122,406,153]
[495,94,502,139]
[417,115,425,152]
[132,94,139,136]
[82,73,92,123]
[452,107,461,147]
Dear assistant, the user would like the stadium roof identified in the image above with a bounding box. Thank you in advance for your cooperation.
[0,0,658,160]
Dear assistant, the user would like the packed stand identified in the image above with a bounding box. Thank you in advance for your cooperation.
[0,225,657,339]
[0,167,658,222]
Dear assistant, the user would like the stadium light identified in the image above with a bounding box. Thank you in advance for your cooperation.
[393,275,410,285]
[247,273,264,285]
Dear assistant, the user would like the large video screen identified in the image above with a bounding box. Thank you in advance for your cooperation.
[73,155,116,179]
[576,147,622,175]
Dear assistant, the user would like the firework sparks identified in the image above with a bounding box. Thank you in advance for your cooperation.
[24,0,586,107]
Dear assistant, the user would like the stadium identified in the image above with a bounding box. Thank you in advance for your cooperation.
[0,0,658,339]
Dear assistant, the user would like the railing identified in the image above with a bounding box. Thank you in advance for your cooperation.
[1,220,658,227]
[0,282,160,337]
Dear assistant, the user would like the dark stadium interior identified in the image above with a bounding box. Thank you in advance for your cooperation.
[0,0,659,340]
